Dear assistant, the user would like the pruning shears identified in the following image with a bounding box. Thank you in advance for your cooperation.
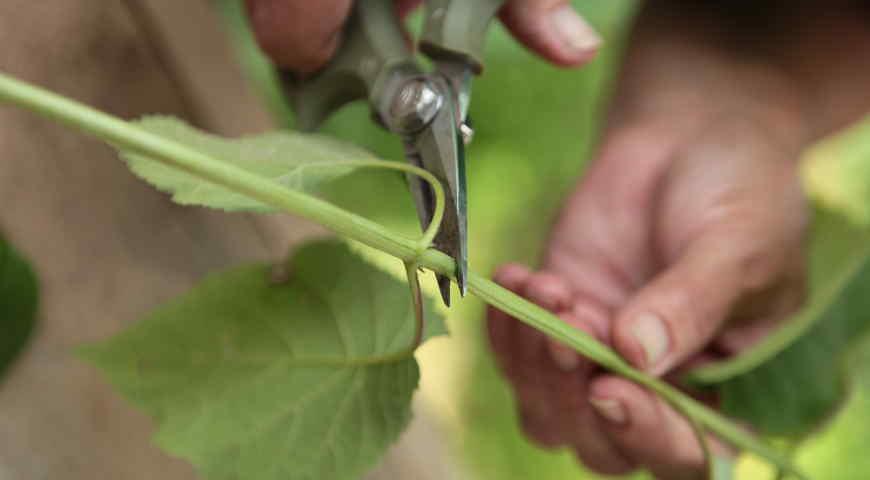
[283,0,505,306]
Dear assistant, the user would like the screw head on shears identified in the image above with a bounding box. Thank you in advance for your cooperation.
[389,78,443,134]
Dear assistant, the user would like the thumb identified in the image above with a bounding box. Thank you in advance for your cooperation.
[610,232,764,376]
[499,0,602,67]
[245,0,352,74]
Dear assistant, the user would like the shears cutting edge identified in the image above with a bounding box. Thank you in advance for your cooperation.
[283,0,505,306]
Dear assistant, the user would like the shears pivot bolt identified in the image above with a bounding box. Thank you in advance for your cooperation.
[389,78,443,134]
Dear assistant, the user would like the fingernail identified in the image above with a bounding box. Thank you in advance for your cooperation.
[631,312,669,369]
[548,5,602,54]
[589,397,627,425]
[549,342,580,371]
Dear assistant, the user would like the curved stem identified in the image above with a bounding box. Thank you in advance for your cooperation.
[0,72,806,479]
[404,261,425,349]
[684,411,713,478]
[328,159,445,253]
[687,244,870,384]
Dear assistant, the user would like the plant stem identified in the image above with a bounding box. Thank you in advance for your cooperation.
[0,73,421,262]
[468,272,798,475]
[0,72,806,479]
[688,244,870,384]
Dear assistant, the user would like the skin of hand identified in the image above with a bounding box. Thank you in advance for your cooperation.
[488,2,870,478]
[488,113,808,478]
[243,0,602,74]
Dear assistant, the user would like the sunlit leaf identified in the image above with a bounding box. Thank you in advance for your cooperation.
[802,117,870,226]
[120,116,380,212]
[0,235,38,379]
[80,241,445,480]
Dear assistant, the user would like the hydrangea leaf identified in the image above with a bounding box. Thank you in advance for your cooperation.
[0,235,38,379]
[688,208,870,437]
[79,241,445,480]
[120,116,380,212]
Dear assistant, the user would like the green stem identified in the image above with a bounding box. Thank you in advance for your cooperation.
[684,409,713,477]
[688,243,870,384]
[404,261,427,350]
[0,73,421,262]
[313,159,445,253]
[0,72,806,479]
[469,272,800,476]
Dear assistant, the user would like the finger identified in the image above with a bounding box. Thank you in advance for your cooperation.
[245,0,353,73]
[489,269,578,449]
[487,263,533,375]
[589,375,730,479]
[500,272,635,470]
[521,272,583,370]
[488,267,560,449]
[499,0,601,67]
[488,264,553,415]
[611,234,748,375]
[490,269,633,467]
[395,0,423,18]
[512,273,575,448]
[548,313,634,475]
[545,297,611,372]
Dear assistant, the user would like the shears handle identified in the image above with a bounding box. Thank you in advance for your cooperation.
[285,0,418,131]
[420,0,505,74]
[284,0,505,130]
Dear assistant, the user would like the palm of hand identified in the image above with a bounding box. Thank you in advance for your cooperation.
[488,116,807,478]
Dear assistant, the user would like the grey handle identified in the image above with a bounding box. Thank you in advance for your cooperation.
[284,0,418,131]
[419,0,505,74]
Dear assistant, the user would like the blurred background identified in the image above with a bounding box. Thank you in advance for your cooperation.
[213,1,870,478]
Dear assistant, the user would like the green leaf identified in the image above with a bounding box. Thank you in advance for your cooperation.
[689,208,870,437]
[120,116,379,212]
[79,241,445,480]
[0,235,38,379]
[803,117,870,225]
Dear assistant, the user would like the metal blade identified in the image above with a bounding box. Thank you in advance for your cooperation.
[435,60,473,123]
[403,76,467,305]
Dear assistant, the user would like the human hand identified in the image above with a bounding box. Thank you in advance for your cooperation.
[487,104,808,477]
[243,0,601,74]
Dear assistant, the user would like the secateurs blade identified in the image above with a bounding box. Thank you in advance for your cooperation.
[282,0,505,306]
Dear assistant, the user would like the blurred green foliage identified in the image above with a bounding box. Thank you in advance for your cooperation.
[804,121,870,226]
[216,1,870,478]
[213,0,294,128]
[0,235,38,380]
[693,210,870,437]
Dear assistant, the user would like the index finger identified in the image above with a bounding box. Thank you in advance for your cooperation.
[245,0,352,73]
